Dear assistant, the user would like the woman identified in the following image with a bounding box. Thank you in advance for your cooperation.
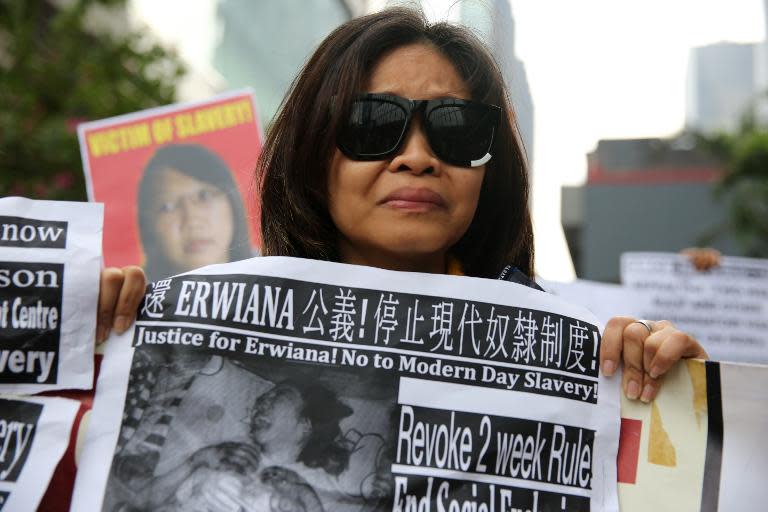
[96,144,253,339]
[138,380,384,511]
[97,7,706,412]
[246,380,354,477]
[137,143,253,282]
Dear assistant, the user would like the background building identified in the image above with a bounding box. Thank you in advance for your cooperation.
[214,0,356,127]
[563,7,767,283]
[686,42,756,133]
[686,4,768,133]
[561,137,740,282]
[212,0,533,151]
[459,0,534,166]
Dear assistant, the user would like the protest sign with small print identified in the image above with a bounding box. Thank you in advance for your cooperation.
[0,394,79,510]
[0,197,102,393]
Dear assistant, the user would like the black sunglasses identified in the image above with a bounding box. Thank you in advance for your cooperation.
[337,93,501,168]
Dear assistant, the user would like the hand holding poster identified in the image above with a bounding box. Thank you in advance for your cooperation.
[620,252,768,364]
[72,257,621,511]
[77,90,263,282]
[0,394,79,511]
[0,197,103,393]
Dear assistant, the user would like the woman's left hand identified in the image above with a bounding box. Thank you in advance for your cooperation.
[600,317,708,403]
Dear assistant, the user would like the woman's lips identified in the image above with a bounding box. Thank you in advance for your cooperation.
[380,187,447,211]
[184,238,215,253]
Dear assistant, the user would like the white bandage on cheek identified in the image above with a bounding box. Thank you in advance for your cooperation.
[470,153,492,167]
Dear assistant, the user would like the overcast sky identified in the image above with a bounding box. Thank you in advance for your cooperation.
[133,0,766,280]
[508,0,765,280]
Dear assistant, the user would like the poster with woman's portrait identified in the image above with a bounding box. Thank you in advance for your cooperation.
[78,90,263,282]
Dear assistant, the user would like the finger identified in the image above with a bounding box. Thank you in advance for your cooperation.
[682,248,721,271]
[233,447,261,467]
[113,266,147,334]
[649,330,708,379]
[640,325,707,403]
[237,444,262,459]
[639,326,673,403]
[218,475,243,494]
[621,321,650,400]
[202,481,241,512]
[222,445,258,464]
[600,316,635,377]
[219,480,254,511]
[96,268,124,343]
[223,454,257,472]
[641,321,674,371]
[214,475,243,511]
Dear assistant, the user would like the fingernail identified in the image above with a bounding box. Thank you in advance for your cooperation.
[626,380,641,400]
[98,327,111,343]
[649,366,661,379]
[602,360,616,376]
[641,384,655,403]
[114,316,129,334]
[95,326,106,343]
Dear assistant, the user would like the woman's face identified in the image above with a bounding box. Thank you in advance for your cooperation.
[151,167,235,272]
[327,43,486,273]
[250,386,309,449]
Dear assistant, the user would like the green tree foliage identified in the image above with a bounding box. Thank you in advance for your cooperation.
[0,0,184,200]
[696,113,768,257]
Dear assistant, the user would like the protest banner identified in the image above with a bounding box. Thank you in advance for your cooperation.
[621,252,768,364]
[0,197,102,393]
[72,256,621,511]
[618,358,768,511]
[0,394,79,511]
[77,90,263,282]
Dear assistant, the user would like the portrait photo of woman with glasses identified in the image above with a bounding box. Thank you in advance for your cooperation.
[136,143,254,282]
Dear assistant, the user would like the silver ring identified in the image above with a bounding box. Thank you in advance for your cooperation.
[633,319,654,335]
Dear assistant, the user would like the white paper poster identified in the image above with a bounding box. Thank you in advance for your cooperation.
[617,358,768,512]
[717,361,768,509]
[621,252,768,364]
[72,256,621,511]
[0,197,103,393]
[0,394,80,511]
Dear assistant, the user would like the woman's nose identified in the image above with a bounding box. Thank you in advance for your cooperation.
[387,118,442,175]
[177,196,205,223]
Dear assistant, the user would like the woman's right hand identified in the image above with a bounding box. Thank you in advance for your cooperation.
[96,266,147,343]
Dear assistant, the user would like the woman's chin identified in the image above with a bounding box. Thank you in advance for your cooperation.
[178,254,230,272]
[382,238,453,263]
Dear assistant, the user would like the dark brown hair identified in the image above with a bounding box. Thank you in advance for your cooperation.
[257,7,534,278]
